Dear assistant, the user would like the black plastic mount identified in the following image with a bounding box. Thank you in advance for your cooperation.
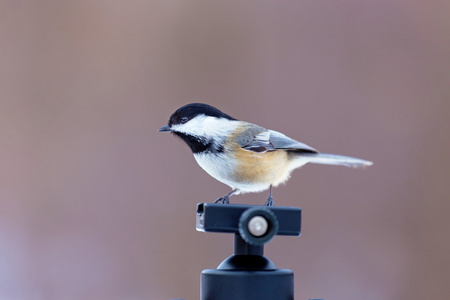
[196,203,302,300]
[196,203,301,236]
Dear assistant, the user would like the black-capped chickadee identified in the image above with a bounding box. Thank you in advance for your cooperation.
[159,103,372,206]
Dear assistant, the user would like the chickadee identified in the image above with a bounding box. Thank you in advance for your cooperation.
[159,103,372,206]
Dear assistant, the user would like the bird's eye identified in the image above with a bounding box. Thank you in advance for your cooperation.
[180,117,189,124]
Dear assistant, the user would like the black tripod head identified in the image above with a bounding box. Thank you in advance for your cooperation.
[197,202,301,246]
[196,203,303,300]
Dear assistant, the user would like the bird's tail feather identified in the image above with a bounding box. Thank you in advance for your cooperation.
[303,153,373,168]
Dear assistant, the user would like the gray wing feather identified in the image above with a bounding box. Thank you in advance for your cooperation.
[268,130,318,152]
[237,124,317,153]
[237,126,273,153]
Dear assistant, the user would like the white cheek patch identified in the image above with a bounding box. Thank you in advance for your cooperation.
[172,115,240,139]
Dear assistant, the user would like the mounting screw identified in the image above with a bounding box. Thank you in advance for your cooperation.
[238,207,279,246]
[248,216,268,236]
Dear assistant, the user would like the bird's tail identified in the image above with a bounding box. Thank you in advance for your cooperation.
[302,153,373,168]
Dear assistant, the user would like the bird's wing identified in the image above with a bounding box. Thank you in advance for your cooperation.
[235,125,273,153]
[236,124,318,153]
[267,130,318,153]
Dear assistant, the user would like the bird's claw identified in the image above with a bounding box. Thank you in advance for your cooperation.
[265,195,274,206]
[214,195,230,204]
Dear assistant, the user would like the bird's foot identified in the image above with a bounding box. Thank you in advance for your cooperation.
[214,195,230,204]
[214,190,238,204]
[265,185,274,206]
[265,195,274,206]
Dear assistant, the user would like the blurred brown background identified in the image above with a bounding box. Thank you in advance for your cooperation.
[1,1,449,299]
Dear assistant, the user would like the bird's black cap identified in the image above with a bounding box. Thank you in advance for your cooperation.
[167,103,236,126]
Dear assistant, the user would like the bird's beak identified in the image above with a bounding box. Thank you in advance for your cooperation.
[158,125,172,132]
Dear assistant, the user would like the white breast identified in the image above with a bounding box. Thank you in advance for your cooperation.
[193,152,278,194]
[194,153,237,188]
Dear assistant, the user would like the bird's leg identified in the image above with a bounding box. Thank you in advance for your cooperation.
[265,185,274,206]
[214,190,238,204]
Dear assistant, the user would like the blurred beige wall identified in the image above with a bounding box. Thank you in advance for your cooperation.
[1,1,449,299]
